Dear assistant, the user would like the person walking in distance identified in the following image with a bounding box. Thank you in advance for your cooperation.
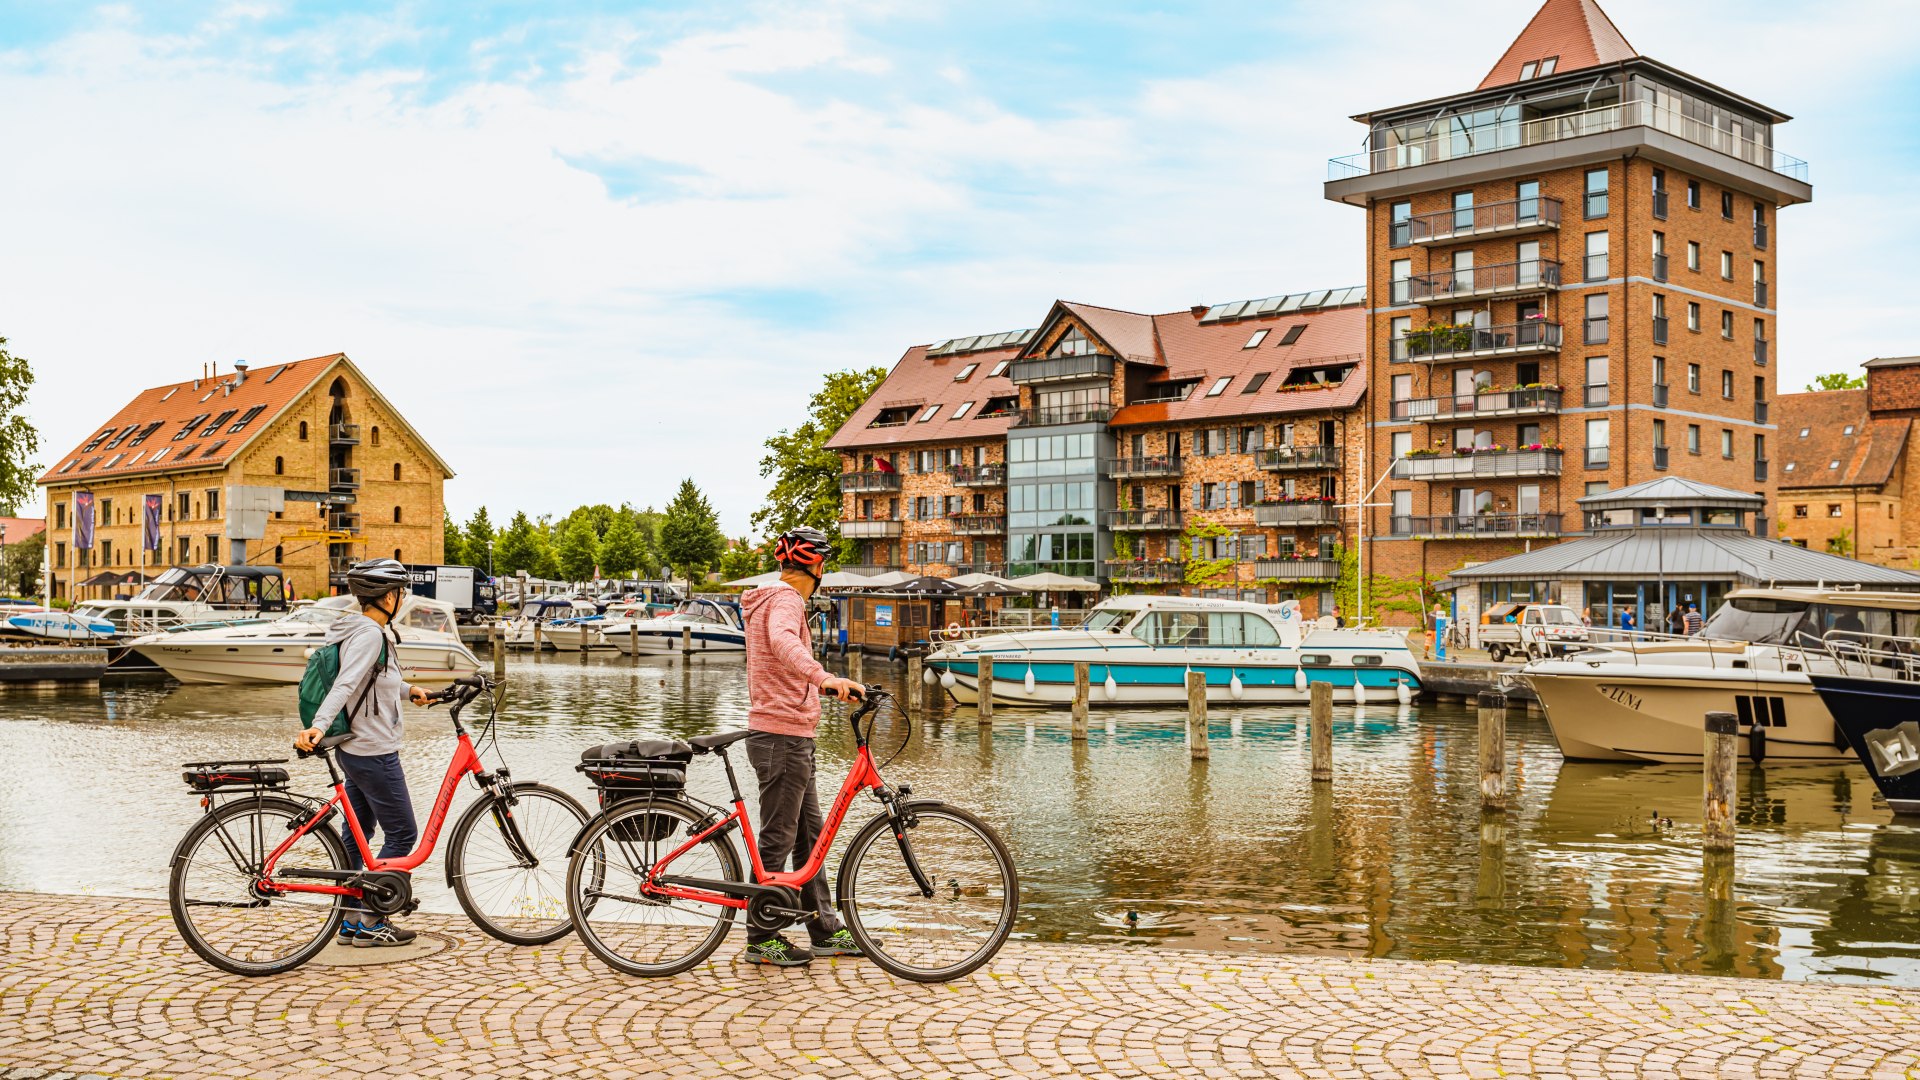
[1684,602,1705,636]
[737,527,868,967]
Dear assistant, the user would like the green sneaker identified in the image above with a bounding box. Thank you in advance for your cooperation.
[743,937,812,967]
[812,929,864,958]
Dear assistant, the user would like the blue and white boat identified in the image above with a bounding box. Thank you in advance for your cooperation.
[925,596,1420,707]
[4,608,117,641]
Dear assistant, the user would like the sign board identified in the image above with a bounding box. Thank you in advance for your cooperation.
[281,489,357,505]
[874,604,893,627]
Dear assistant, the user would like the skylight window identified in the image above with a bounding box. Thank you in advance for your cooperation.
[127,421,162,447]
[160,387,179,401]
[58,460,77,474]
[1799,427,1810,437]
[918,405,941,423]
[1244,329,1269,349]
[1784,462,1795,471]
[988,361,1009,378]
[1519,61,1537,80]
[264,364,289,383]
[1843,424,1856,435]
[955,363,978,381]
[1278,325,1306,346]
[175,415,209,441]
[202,440,226,458]
[1539,56,1557,75]
[79,456,102,471]
[177,443,200,459]
[81,428,116,453]
[1829,460,1840,469]
[200,390,215,402]
[201,409,236,436]
[951,401,974,420]
[1242,373,1270,394]
[104,426,137,451]
[149,448,169,464]
[228,405,266,433]
[127,452,144,465]
[1206,377,1232,397]
[104,453,123,468]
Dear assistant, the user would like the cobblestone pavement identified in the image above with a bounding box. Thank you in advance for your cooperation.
[3,892,1918,1079]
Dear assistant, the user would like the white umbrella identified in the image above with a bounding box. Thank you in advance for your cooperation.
[723,571,782,588]
[1005,571,1100,592]
[818,569,913,591]
[949,572,1016,588]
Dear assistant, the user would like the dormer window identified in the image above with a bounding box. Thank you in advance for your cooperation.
[1517,56,1557,80]
[1050,327,1095,358]
[979,395,1018,417]
[955,363,978,381]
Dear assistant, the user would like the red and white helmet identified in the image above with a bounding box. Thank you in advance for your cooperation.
[773,526,832,570]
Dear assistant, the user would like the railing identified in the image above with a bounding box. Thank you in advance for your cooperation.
[1104,559,1186,585]
[1389,513,1562,539]
[1255,445,1341,471]
[1755,221,1769,249]
[1012,405,1112,428]
[1652,253,1668,282]
[949,464,1006,487]
[948,514,1006,536]
[1755,401,1769,424]
[1755,339,1770,366]
[1654,446,1669,471]
[1583,384,1609,407]
[329,467,361,489]
[1393,448,1564,480]
[329,423,361,443]
[1255,502,1338,527]
[837,563,903,577]
[1107,455,1183,479]
[1252,557,1339,581]
[1755,281,1770,307]
[1584,316,1608,345]
[1652,316,1669,346]
[1390,320,1562,362]
[1408,259,1560,303]
[839,471,902,493]
[1406,197,1561,244]
[1327,99,1808,184]
[1105,508,1183,531]
[839,518,903,538]
[1585,447,1609,469]
[1653,383,1669,408]
[1755,459,1769,482]
[1653,189,1669,220]
[1393,386,1562,422]
[1007,354,1115,384]
[329,512,362,532]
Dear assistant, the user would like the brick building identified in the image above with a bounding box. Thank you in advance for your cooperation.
[1324,0,1810,622]
[39,355,452,601]
[1776,356,1920,567]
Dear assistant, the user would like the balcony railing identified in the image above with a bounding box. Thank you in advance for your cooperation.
[1653,189,1669,220]
[1252,557,1340,582]
[1327,99,1808,184]
[1390,320,1562,362]
[840,519,903,539]
[1255,445,1340,471]
[1408,259,1560,304]
[1406,197,1561,244]
[1388,513,1563,540]
[839,563,904,577]
[1583,385,1609,407]
[1653,316,1669,345]
[329,423,361,444]
[1755,401,1769,424]
[1585,447,1610,469]
[1755,459,1770,482]
[1012,405,1112,428]
[1654,446,1669,471]
[329,467,361,489]
[1104,559,1186,585]
[949,464,1006,487]
[1393,386,1562,422]
[1652,253,1669,282]
[1755,339,1770,366]
[1108,455,1183,479]
[1393,448,1564,480]
[1255,501,1339,527]
[1007,354,1115,385]
[1755,221,1769,249]
[948,514,1006,536]
[1105,508,1183,531]
[1653,383,1669,408]
[1755,281,1770,308]
[839,471,902,493]
[328,512,362,532]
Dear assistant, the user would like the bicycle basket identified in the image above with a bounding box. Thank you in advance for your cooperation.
[578,741,689,843]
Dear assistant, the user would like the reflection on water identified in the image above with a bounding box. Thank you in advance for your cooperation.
[2,651,1918,986]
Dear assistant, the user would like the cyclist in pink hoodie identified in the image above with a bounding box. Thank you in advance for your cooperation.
[737,526,865,966]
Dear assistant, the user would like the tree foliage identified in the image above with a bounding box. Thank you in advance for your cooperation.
[597,511,647,577]
[555,515,600,581]
[0,337,41,515]
[716,538,770,583]
[1807,372,1865,391]
[442,511,467,567]
[661,478,726,585]
[753,367,887,560]
[493,511,546,577]
[463,506,495,570]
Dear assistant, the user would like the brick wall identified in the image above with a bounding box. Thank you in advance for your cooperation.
[1868,363,1920,418]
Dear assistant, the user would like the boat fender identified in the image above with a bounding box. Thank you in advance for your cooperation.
[1293,668,1308,693]
[888,646,897,661]
[1395,680,1412,705]
[1352,681,1368,705]
[1749,722,1766,765]
[923,665,938,685]
[1229,673,1244,701]
[1104,671,1118,701]
[940,668,957,689]
[1024,665,1036,694]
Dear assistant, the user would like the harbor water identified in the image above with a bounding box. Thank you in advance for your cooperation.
[2,651,1917,986]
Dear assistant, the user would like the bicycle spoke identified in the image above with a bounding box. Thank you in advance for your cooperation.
[171,801,345,975]
[843,805,1016,981]
[450,787,585,943]
[567,802,739,977]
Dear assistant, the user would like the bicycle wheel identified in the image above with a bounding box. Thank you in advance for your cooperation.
[168,795,348,976]
[566,798,741,977]
[447,782,589,946]
[836,801,1017,982]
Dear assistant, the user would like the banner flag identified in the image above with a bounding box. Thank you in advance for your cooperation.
[143,494,163,552]
[73,491,95,551]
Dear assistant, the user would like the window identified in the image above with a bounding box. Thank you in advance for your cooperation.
[1050,327,1094,357]
[370,426,380,447]
[1826,503,1844,517]
[1687,180,1701,210]
[1277,324,1306,346]
[1390,201,1412,248]
[1390,431,1412,460]
[1722,430,1734,458]
[274,456,283,475]
[206,489,220,517]
[1722,191,1734,219]
[1754,202,1768,247]
[988,361,1009,378]
[1243,329,1268,348]
[1721,311,1734,339]
[1584,168,1608,218]
[1688,364,1701,393]
[1585,418,1610,468]
[1519,61,1537,80]
[954,363,977,381]
[1844,424,1856,436]
[394,507,403,523]
[1721,370,1733,398]
[1799,427,1810,437]
[1389,259,1411,305]
[1583,293,1608,345]
[1687,241,1700,271]
[1687,424,1701,454]
[200,410,236,436]
[392,463,402,481]
[173,414,208,440]
[228,405,266,433]
[1721,251,1733,279]
[1242,373,1269,394]
[1793,505,1807,518]
[1538,56,1557,75]
[298,421,308,440]
[201,440,224,458]
[1389,316,1411,361]
[1391,373,1411,402]
[951,401,973,419]
[126,421,162,447]
[1584,356,1608,407]
[1785,462,1796,472]
[1584,231,1608,280]
[1829,459,1841,470]
[1687,302,1701,332]
[918,405,941,423]
[1453,191,1474,231]
[1205,377,1233,397]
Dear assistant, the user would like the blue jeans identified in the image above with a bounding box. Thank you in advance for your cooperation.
[337,751,418,912]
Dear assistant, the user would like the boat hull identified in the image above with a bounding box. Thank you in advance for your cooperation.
[1524,666,1846,763]
[607,629,745,655]
[929,655,1418,707]
[1810,674,1920,815]
[133,640,481,686]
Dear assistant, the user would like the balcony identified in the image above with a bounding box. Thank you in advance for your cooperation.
[840,518,903,539]
[1755,459,1770,482]
[948,514,1006,536]
[1755,339,1770,366]
[329,467,361,489]
[840,470,902,493]
[1105,508,1183,531]
[1105,559,1186,585]
[1755,401,1769,424]
[1012,405,1112,428]
[329,423,361,444]
[1008,354,1115,385]
[1389,513,1563,540]
[328,512,362,532]
[1653,316,1669,346]
[1406,197,1561,245]
[1654,446,1669,471]
[1390,320,1562,362]
[1256,445,1341,472]
[1255,501,1339,527]
[1653,383,1669,408]
[950,464,1006,487]
[1394,448,1564,481]
[1393,386,1562,423]
[1755,281,1770,308]
[1108,455,1183,480]
[1252,557,1339,582]
[1408,259,1560,304]
[1652,253,1669,282]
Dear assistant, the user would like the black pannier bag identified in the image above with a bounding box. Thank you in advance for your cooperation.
[577,740,691,843]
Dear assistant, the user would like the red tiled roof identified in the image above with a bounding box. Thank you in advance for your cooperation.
[0,517,46,542]
[825,345,1022,451]
[1052,302,1161,365]
[1111,306,1366,427]
[1478,0,1637,90]
[1776,389,1910,490]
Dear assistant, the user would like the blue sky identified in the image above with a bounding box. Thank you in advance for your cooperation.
[4,0,1917,534]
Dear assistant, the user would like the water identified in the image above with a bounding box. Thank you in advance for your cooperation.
[4,652,1919,986]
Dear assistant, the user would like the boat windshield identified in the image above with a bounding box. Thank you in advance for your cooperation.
[1081,608,1132,632]
[279,606,346,628]
[136,568,211,603]
[1702,596,1920,646]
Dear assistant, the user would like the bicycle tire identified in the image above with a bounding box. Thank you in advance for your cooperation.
[168,795,348,977]
[835,801,1018,983]
[446,781,589,946]
[565,798,742,978]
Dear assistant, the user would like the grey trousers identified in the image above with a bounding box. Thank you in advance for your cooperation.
[745,731,844,944]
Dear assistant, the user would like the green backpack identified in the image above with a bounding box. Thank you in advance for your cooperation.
[297,630,391,738]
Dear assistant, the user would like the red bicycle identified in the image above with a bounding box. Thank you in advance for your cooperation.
[167,675,588,976]
[564,687,1018,982]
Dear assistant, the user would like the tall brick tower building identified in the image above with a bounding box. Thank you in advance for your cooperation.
[1325,0,1811,620]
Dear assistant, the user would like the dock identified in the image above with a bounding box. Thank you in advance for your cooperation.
[0,646,106,687]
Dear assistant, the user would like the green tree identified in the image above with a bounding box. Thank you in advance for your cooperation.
[1807,372,1866,391]
[660,478,726,586]
[628,505,665,576]
[463,506,495,571]
[493,511,544,576]
[716,538,769,582]
[442,510,467,566]
[0,337,41,514]
[555,515,600,581]
[597,511,647,577]
[753,366,887,563]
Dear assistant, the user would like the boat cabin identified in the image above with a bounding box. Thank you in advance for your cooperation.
[137,565,288,614]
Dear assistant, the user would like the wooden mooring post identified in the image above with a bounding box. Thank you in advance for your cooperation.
[1071,661,1089,742]
[490,624,505,682]
[977,655,993,726]
[906,656,923,717]
[1185,670,1209,760]
[681,625,693,657]
[1704,711,1738,853]
[1477,689,1507,812]
[629,624,639,664]
[1309,681,1332,782]
[532,621,543,654]
[848,647,864,684]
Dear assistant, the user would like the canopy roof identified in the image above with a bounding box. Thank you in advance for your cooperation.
[1443,529,1920,587]
[1575,476,1764,514]
[1005,572,1101,592]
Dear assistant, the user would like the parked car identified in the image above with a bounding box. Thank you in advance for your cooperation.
[1478,602,1588,662]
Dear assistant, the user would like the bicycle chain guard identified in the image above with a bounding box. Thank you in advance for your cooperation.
[745,886,806,931]
[356,870,415,916]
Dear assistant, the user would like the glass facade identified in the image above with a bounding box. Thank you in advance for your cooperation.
[1006,427,1109,578]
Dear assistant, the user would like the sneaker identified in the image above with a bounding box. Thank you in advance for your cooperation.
[353,921,419,948]
[336,919,363,946]
[811,929,864,958]
[743,937,812,967]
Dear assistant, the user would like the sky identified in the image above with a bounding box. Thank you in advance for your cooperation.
[4,0,1918,535]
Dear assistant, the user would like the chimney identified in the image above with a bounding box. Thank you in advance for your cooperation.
[232,360,248,387]
[1190,305,1208,317]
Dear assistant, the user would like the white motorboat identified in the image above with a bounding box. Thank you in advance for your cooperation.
[1519,586,1920,764]
[503,598,598,650]
[3,608,117,641]
[925,596,1420,707]
[603,599,746,655]
[130,594,480,685]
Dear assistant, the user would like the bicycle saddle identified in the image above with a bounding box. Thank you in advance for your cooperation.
[688,730,751,753]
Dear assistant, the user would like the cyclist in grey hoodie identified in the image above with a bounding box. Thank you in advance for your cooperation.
[294,559,432,947]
